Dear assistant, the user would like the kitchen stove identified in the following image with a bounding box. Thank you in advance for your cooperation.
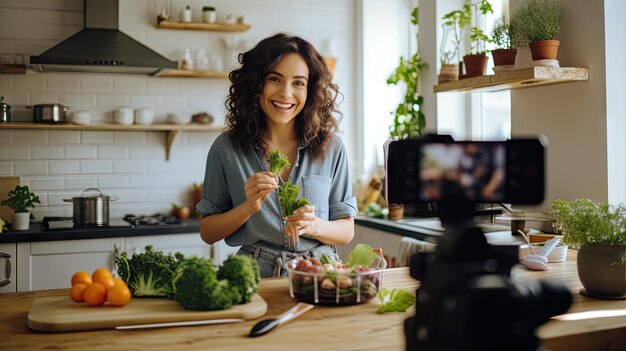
[123,214,182,226]
[40,214,182,231]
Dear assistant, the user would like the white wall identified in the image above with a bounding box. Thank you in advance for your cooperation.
[0,0,357,219]
[510,0,610,207]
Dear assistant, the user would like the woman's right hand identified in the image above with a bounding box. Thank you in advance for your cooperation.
[244,171,278,213]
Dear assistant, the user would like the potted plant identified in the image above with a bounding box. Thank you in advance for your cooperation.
[490,15,520,71]
[511,0,566,64]
[439,5,471,82]
[462,0,494,77]
[0,185,40,231]
[385,7,428,219]
[552,198,626,299]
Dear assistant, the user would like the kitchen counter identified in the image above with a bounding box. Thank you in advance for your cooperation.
[1,254,625,351]
[0,218,200,244]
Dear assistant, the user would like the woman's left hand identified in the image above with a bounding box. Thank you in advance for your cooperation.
[284,204,318,244]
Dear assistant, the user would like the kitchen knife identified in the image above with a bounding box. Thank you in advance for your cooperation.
[116,318,244,330]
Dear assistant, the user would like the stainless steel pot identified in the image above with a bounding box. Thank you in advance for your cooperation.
[0,96,11,123]
[63,188,118,227]
[27,103,68,123]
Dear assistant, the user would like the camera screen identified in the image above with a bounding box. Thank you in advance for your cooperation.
[419,143,505,202]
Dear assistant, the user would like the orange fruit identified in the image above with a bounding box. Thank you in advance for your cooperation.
[83,282,107,306]
[113,277,127,288]
[92,268,115,290]
[70,283,88,302]
[107,285,132,307]
[71,271,92,286]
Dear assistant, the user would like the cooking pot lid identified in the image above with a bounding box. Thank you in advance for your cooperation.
[63,187,118,201]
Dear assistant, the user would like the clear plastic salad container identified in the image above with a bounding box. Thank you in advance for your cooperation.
[285,255,386,306]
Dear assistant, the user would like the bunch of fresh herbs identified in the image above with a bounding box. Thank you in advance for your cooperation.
[551,198,626,249]
[268,150,309,216]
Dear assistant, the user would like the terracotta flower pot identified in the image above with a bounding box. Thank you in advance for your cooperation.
[491,48,517,67]
[577,243,626,299]
[529,40,560,61]
[463,54,489,77]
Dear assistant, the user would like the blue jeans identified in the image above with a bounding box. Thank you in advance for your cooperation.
[236,241,340,278]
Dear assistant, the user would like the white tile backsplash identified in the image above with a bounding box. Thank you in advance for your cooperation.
[32,146,64,159]
[50,161,80,175]
[66,145,98,159]
[15,163,48,176]
[0,0,356,215]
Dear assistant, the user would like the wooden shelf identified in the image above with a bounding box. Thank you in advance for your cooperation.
[434,66,589,93]
[0,123,224,161]
[156,20,250,32]
[155,69,229,78]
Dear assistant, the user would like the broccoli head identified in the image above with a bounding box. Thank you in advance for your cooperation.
[217,255,261,304]
[115,245,180,298]
[173,256,242,311]
[268,150,291,176]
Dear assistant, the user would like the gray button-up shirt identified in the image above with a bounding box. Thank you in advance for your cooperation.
[196,132,358,252]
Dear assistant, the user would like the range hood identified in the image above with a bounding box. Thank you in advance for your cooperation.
[30,0,176,75]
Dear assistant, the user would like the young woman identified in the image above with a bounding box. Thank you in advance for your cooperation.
[197,33,357,277]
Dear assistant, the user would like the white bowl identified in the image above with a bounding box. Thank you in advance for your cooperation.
[167,113,191,125]
[70,110,90,125]
[114,107,134,125]
[134,108,154,125]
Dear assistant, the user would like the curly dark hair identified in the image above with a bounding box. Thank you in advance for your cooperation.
[225,32,342,160]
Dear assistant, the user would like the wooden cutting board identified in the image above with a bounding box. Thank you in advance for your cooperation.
[0,176,20,223]
[27,293,267,332]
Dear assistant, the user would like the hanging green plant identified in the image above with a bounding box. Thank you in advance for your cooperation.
[387,7,428,139]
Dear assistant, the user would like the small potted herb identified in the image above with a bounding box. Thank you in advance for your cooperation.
[0,185,40,231]
[552,198,626,299]
[462,0,494,77]
[490,15,520,71]
[202,6,217,23]
[511,0,566,63]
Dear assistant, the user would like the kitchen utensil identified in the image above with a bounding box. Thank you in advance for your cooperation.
[520,237,561,271]
[116,318,243,330]
[28,103,68,123]
[114,106,133,125]
[27,293,267,332]
[63,188,118,227]
[249,302,313,337]
[0,96,11,123]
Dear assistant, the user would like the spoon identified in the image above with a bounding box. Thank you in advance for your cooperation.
[249,303,314,337]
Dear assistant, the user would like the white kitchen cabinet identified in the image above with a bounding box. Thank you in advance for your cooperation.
[124,233,210,260]
[16,237,124,292]
[0,243,17,293]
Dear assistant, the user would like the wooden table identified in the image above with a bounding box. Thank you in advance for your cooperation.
[0,252,625,351]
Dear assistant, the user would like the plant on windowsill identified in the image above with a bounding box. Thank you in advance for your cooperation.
[462,0,494,78]
[439,4,471,82]
[385,7,428,220]
[490,15,520,72]
[511,0,566,65]
[551,198,626,299]
[0,185,40,231]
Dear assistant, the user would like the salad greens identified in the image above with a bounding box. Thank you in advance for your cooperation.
[268,150,309,216]
[377,288,415,313]
[346,244,379,267]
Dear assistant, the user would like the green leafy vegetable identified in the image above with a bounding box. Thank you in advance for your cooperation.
[268,150,309,216]
[346,244,379,267]
[115,245,181,298]
[377,288,415,313]
[268,150,291,176]
[217,255,261,304]
[173,256,241,311]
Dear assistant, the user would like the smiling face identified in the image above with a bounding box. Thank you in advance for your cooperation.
[259,53,309,128]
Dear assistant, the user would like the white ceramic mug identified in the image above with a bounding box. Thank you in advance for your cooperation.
[114,107,133,125]
[134,108,154,125]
